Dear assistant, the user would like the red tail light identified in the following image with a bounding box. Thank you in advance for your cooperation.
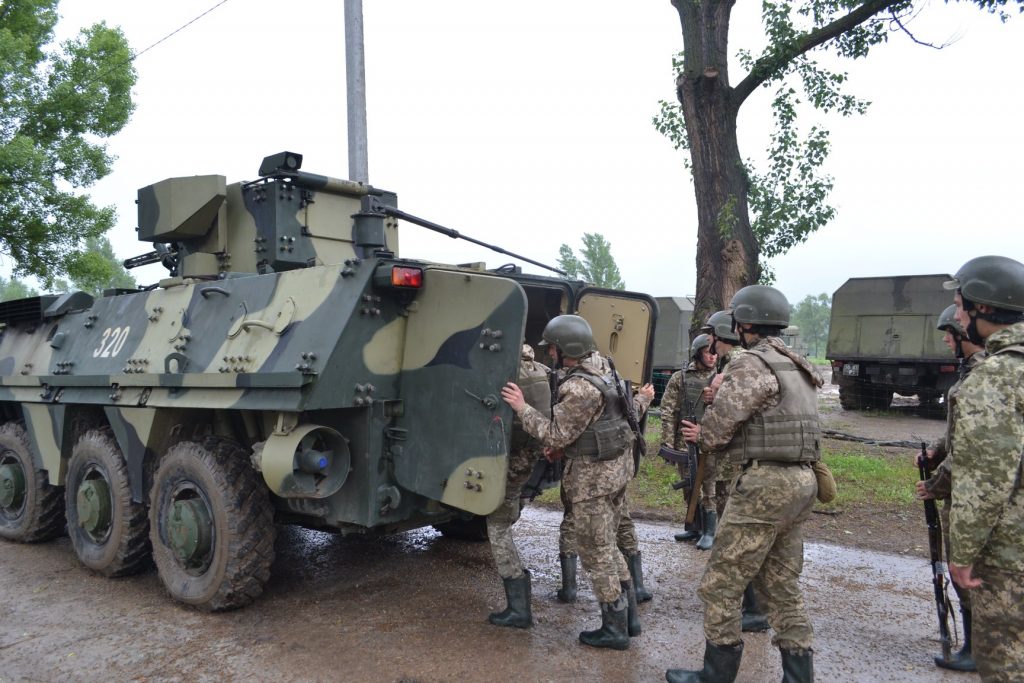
[390,267,423,288]
[939,365,957,373]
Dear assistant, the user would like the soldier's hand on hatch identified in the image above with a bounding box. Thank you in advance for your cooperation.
[680,419,701,443]
[638,383,655,401]
[915,481,935,500]
[501,382,525,411]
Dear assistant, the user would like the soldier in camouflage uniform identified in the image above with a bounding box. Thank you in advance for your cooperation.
[501,315,653,651]
[661,334,717,542]
[669,286,820,683]
[944,256,1024,683]
[915,304,984,671]
[487,344,551,629]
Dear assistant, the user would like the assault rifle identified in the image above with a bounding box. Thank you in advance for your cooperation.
[919,441,953,663]
[608,357,645,476]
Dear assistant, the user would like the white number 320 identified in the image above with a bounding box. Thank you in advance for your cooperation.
[92,326,131,358]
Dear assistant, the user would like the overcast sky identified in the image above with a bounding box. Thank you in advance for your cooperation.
[49,0,1024,306]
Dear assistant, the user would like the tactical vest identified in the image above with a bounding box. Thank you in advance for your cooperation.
[681,367,713,423]
[511,360,552,450]
[563,369,634,462]
[725,346,821,465]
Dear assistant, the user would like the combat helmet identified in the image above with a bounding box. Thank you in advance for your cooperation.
[540,314,597,359]
[943,255,1024,313]
[730,285,790,328]
[690,333,712,360]
[704,310,740,343]
[936,304,965,337]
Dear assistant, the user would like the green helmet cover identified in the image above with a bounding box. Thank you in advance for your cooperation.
[936,304,965,336]
[690,333,712,359]
[540,314,597,359]
[705,310,739,343]
[730,285,790,328]
[943,255,1024,313]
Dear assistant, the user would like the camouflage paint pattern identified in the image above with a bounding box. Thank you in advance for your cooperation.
[970,564,1024,682]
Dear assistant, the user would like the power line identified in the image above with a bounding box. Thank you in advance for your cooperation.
[131,0,232,62]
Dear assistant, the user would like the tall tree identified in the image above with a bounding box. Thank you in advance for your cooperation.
[0,276,39,302]
[790,292,831,357]
[0,0,136,287]
[558,233,626,289]
[655,0,1021,333]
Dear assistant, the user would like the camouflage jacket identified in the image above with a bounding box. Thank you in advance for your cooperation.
[516,352,651,503]
[660,362,714,449]
[924,350,987,499]
[509,344,550,477]
[949,322,1024,571]
[698,337,823,455]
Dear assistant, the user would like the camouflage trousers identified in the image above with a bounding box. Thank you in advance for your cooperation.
[939,501,971,611]
[971,564,1024,682]
[486,465,535,579]
[698,462,817,650]
[559,486,639,557]
[573,486,631,603]
[711,459,742,516]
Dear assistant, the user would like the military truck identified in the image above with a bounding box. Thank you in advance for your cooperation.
[0,152,655,611]
[826,274,957,410]
[650,296,694,403]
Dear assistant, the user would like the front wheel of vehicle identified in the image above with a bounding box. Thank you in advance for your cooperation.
[0,421,65,542]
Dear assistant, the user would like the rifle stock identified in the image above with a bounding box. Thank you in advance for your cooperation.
[920,441,953,663]
[684,431,704,525]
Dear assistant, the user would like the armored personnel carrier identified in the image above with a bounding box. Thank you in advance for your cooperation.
[0,152,655,610]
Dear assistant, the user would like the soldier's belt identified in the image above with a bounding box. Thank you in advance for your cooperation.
[742,459,810,470]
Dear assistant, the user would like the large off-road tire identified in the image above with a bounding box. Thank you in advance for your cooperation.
[0,421,65,542]
[149,437,275,611]
[433,515,489,542]
[65,429,151,576]
[838,384,865,410]
[868,388,893,410]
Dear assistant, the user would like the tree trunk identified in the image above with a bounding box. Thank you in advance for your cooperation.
[673,0,761,337]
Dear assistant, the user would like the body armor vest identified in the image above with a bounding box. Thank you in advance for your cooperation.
[726,346,820,465]
[511,360,551,450]
[563,369,634,462]
[681,366,713,423]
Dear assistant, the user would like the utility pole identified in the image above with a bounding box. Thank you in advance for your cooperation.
[344,0,369,183]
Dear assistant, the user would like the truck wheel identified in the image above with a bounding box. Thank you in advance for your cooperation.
[0,421,65,542]
[149,437,275,611]
[869,389,893,410]
[838,384,865,410]
[65,430,151,576]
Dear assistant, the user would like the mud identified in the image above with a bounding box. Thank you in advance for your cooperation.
[1,506,967,683]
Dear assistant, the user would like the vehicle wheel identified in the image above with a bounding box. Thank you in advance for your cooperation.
[433,515,489,542]
[0,421,65,542]
[65,429,150,576]
[149,437,275,611]
[870,389,893,410]
[838,384,865,410]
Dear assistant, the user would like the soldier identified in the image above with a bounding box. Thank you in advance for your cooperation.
[668,286,821,683]
[944,256,1024,682]
[486,344,551,629]
[698,310,769,633]
[501,315,653,651]
[915,304,984,672]
[660,334,717,542]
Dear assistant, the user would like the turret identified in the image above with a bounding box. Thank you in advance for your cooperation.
[129,152,400,278]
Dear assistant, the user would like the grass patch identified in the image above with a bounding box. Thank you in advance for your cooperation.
[532,420,918,518]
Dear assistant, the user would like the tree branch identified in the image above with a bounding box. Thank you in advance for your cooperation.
[733,0,905,106]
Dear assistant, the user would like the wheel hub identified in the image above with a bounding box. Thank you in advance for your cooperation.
[76,475,112,539]
[0,461,26,511]
[168,497,213,567]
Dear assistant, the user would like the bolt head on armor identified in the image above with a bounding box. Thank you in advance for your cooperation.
[730,285,790,328]
[943,254,1024,312]
[539,314,597,359]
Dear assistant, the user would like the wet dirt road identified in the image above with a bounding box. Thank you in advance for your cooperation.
[1,508,968,683]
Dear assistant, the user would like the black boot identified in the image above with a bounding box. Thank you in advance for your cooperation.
[579,594,629,650]
[675,521,701,543]
[696,509,717,551]
[741,583,770,633]
[626,551,653,603]
[780,648,813,683]
[666,640,743,683]
[935,609,976,672]
[621,581,641,637]
[557,553,578,603]
[488,570,532,628]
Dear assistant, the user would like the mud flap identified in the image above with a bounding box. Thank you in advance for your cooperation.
[392,269,526,516]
